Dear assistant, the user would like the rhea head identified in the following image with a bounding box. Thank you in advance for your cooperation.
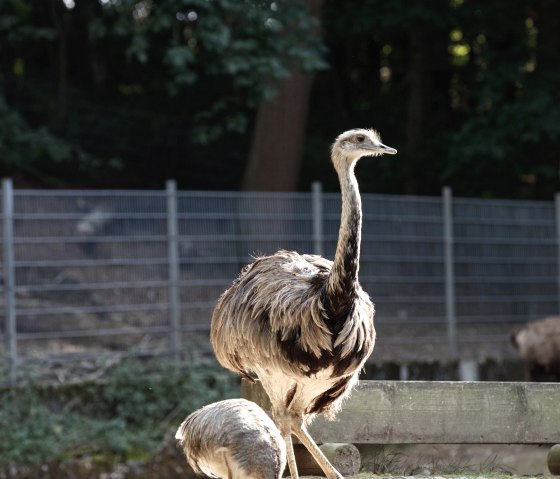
[331,128,397,167]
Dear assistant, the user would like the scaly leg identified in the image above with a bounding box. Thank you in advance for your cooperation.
[283,431,299,479]
[274,411,299,479]
[222,450,233,479]
[291,420,344,479]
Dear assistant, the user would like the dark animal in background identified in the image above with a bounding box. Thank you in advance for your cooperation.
[210,128,396,479]
[176,398,286,479]
[511,316,560,381]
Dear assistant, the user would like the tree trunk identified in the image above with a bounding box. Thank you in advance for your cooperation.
[79,1,108,94]
[243,71,314,191]
[49,0,69,131]
[403,3,452,195]
[243,0,324,192]
[536,0,560,72]
[535,0,560,194]
[404,24,430,195]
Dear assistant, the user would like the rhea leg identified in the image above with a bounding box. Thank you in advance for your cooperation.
[275,413,299,479]
[291,419,344,479]
[221,450,233,479]
[283,430,299,479]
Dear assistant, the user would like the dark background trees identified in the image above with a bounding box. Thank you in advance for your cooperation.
[1,0,559,199]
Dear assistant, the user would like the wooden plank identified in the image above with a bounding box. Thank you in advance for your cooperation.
[242,379,560,444]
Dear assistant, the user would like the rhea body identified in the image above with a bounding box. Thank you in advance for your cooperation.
[176,398,286,479]
[211,128,397,479]
[511,316,560,381]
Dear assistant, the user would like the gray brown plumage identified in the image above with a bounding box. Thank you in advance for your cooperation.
[511,316,560,381]
[176,398,286,479]
[211,128,396,479]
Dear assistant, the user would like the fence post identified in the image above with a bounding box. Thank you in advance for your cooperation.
[166,180,181,360]
[442,186,457,358]
[312,181,323,256]
[556,193,560,315]
[2,178,17,385]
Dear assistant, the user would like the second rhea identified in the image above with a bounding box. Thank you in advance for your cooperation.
[176,398,286,479]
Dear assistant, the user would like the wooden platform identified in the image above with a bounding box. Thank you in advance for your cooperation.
[241,379,560,474]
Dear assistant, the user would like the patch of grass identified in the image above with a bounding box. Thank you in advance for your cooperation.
[360,445,512,476]
[360,445,415,475]
[0,358,238,465]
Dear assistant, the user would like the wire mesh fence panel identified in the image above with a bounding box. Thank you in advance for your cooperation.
[11,189,172,361]
[453,197,558,360]
[1,183,559,381]
[356,194,447,361]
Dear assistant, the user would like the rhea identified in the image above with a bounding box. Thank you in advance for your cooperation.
[176,398,287,479]
[511,316,560,381]
[211,128,396,479]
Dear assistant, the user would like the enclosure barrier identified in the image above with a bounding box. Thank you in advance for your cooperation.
[242,379,560,475]
[2,178,560,384]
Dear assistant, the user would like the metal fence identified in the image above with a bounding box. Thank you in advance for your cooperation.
[1,178,559,384]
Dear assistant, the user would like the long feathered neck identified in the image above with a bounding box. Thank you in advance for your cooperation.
[326,156,362,300]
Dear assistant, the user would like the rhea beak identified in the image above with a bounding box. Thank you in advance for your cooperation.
[379,143,397,155]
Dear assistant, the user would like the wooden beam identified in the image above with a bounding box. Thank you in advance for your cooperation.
[242,380,560,444]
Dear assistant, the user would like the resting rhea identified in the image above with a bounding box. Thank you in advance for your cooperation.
[176,398,286,479]
[211,128,396,478]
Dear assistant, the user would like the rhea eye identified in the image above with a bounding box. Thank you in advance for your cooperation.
[356,135,365,143]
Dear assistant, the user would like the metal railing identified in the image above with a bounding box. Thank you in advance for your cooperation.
[1,178,559,383]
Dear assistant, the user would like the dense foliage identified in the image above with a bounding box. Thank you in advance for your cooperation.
[0,359,237,464]
[1,0,559,198]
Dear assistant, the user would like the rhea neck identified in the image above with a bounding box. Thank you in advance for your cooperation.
[326,151,363,300]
